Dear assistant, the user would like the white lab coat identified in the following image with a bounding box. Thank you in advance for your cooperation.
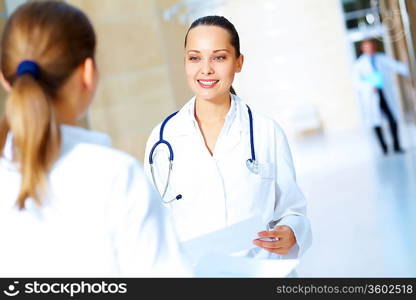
[144,95,312,260]
[0,125,191,277]
[354,53,409,126]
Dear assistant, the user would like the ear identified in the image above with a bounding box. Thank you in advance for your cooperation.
[81,57,96,90]
[235,54,244,73]
[0,72,11,92]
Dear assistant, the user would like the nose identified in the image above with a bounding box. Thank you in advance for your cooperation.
[200,59,214,75]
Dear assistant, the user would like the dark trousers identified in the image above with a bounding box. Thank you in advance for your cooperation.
[373,88,402,153]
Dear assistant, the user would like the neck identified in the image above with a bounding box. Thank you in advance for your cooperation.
[195,93,231,123]
[53,96,78,126]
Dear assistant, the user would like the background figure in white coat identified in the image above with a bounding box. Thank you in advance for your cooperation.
[0,1,190,277]
[355,40,409,154]
[145,16,312,266]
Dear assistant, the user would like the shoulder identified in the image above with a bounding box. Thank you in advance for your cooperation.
[235,96,283,131]
[69,143,138,167]
[53,142,150,199]
[58,127,141,174]
[254,111,288,147]
[375,52,395,63]
[252,109,282,129]
[355,54,367,65]
[235,95,287,141]
[146,98,195,143]
[377,53,395,64]
[71,145,139,174]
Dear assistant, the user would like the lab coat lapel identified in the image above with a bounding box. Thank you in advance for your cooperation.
[170,95,250,160]
[220,113,243,157]
[163,98,196,139]
[213,95,248,160]
[361,55,373,75]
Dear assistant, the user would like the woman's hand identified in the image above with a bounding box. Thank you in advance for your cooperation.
[253,225,296,255]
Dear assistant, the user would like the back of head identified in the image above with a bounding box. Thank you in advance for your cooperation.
[0,1,96,209]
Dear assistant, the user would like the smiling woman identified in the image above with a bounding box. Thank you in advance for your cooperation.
[144,15,312,274]
[184,15,241,97]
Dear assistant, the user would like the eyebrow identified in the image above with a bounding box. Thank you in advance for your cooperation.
[187,49,231,54]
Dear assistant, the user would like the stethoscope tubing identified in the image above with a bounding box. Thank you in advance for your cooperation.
[149,104,257,202]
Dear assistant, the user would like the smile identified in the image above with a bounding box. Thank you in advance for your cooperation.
[197,80,219,88]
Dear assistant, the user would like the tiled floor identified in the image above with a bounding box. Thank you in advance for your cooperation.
[290,127,416,277]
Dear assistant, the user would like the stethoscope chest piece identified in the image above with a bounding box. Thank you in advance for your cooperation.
[246,158,259,174]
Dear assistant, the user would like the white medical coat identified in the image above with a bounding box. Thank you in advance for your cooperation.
[0,125,191,277]
[144,95,312,259]
[354,53,409,126]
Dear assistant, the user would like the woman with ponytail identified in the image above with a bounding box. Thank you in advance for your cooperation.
[144,16,312,270]
[0,1,190,277]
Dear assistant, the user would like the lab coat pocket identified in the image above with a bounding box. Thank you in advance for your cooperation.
[258,162,276,180]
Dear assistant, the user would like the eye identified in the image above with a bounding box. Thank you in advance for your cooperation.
[188,56,200,62]
[214,56,226,61]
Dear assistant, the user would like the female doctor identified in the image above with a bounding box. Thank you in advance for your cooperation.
[0,1,190,277]
[145,16,312,259]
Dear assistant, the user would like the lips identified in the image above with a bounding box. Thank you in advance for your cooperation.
[197,79,219,88]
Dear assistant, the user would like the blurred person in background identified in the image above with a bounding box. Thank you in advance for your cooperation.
[0,1,190,277]
[354,39,409,155]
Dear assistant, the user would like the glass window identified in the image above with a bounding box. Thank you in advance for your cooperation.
[342,0,380,30]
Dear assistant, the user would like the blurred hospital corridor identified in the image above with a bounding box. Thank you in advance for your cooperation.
[291,127,416,277]
[1,0,416,278]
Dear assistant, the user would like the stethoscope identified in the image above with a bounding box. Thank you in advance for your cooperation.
[149,104,258,204]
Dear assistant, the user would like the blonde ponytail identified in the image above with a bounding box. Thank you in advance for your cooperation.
[0,118,8,153]
[5,74,60,209]
[0,1,96,209]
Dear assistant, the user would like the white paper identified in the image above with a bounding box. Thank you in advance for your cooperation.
[195,253,299,278]
[181,216,265,264]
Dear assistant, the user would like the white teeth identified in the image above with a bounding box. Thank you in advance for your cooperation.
[199,80,218,85]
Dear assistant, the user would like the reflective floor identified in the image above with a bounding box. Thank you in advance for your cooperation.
[290,127,416,277]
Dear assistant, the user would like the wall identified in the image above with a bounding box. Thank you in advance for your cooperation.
[67,0,190,162]
[156,0,193,108]
[220,0,360,137]
[0,0,7,117]
[380,0,416,121]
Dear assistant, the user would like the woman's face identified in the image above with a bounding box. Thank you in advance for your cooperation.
[185,25,243,102]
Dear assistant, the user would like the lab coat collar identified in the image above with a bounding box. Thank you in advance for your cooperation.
[361,52,382,62]
[2,125,111,162]
[169,93,248,138]
[60,124,111,148]
[186,94,238,123]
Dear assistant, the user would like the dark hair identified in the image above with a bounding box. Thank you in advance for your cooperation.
[0,1,96,209]
[184,15,240,95]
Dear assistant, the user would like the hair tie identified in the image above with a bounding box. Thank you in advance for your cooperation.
[16,60,40,79]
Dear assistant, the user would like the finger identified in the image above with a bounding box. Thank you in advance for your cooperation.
[257,231,279,238]
[258,230,290,240]
[274,226,295,239]
[275,225,290,231]
[253,239,289,249]
[269,248,290,255]
[259,226,291,236]
[260,246,290,255]
[274,225,292,233]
